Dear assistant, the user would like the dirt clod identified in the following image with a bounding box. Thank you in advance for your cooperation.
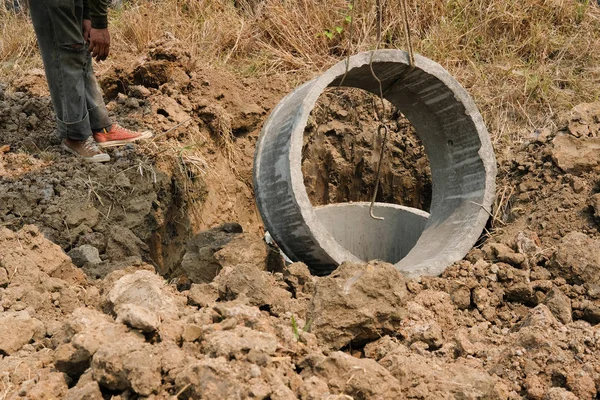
[543,287,573,324]
[91,335,162,395]
[107,270,180,333]
[68,245,102,267]
[548,231,600,285]
[0,311,45,355]
[309,262,408,349]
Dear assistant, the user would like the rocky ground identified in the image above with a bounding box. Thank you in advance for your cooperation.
[2,35,600,399]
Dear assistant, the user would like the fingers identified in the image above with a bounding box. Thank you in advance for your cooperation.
[88,29,110,61]
[98,42,109,61]
[88,41,110,61]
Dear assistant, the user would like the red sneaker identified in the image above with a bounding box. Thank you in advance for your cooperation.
[93,124,152,148]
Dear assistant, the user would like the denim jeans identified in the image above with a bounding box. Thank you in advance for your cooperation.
[28,0,112,141]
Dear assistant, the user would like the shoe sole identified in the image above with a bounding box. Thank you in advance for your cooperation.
[96,131,153,148]
[62,143,111,163]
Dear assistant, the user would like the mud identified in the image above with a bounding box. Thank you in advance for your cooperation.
[2,35,600,399]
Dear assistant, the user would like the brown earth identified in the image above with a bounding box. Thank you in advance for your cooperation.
[2,35,600,399]
[302,88,432,211]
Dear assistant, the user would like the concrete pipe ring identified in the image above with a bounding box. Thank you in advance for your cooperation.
[253,50,497,278]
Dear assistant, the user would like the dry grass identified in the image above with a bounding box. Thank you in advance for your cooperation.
[2,0,600,142]
[0,4,38,75]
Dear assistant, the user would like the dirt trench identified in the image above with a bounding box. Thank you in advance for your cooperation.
[0,35,282,281]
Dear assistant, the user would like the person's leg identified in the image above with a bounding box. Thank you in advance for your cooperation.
[84,48,112,132]
[83,43,154,147]
[29,0,92,142]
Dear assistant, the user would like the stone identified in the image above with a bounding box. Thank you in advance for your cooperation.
[363,336,401,361]
[561,101,600,138]
[533,127,552,143]
[401,291,456,349]
[297,376,330,400]
[65,207,100,228]
[379,347,504,398]
[25,371,69,400]
[524,375,546,400]
[532,280,554,292]
[213,234,271,270]
[449,282,472,309]
[517,305,560,332]
[490,243,526,266]
[543,287,572,324]
[54,343,91,378]
[91,336,161,396]
[68,245,102,267]
[515,231,542,256]
[0,225,75,278]
[64,381,103,400]
[505,282,536,306]
[159,342,191,373]
[187,283,219,308]
[581,301,600,324]
[182,324,202,342]
[215,263,291,308]
[283,262,315,297]
[175,358,242,399]
[178,223,279,284]
[309,262,408,349]
[56,308,136,357]
[454,329,482,356]
[566,370,596,400]
[105,225,149,261]
[300,352,402,399]
[82,257,143,280]
[531,266,552,281]
[203,326,279,359]
[114,304,160,332]
[552,134,600,174]
[77,232,107,253]
[545,387,579,400]
[176,223,243,283]
[409,320,444,349]
[548,232,600,285]
[128,85,152,99]
[0,311,45,355]
[585,283,600,299]
[472,287,492,309]
[107,270,179,332]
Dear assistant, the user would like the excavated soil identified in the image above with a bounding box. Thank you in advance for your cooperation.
[2,36,600,399]
[302,88,432,211]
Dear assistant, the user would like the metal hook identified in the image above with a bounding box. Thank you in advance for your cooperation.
[369,124,389,220]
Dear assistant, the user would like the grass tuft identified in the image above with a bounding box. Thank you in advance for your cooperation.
[0,4,37,74]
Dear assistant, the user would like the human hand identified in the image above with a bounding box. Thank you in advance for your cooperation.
[82,19,91,42]
[89,28,110,61]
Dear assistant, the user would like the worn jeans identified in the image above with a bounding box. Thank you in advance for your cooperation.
[28,0,112,141]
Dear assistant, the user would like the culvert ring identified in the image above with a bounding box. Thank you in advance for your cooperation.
[253,50,497,278]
